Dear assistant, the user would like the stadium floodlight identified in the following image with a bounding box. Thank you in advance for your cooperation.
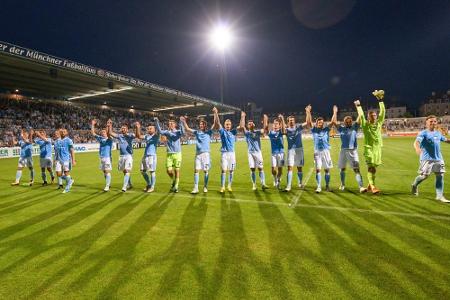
[68,86,133,100]
[209,24,233,51]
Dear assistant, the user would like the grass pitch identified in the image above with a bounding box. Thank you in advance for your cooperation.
[0,137,449,299]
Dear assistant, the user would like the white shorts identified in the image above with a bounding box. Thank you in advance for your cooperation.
[118,155,133,171]
[314,150,333,170]
[271,153,285,168]
[287,148,304,167]
[141,155,157,172]
[221,152,236,171]
[338,149,360,169]
[55,160,71,172]
[418,160,445,176]
[18,157,33,168]
[248,151,264,169]
[195,152,211,171]
[100,157,113,171]
[39,157,53,169]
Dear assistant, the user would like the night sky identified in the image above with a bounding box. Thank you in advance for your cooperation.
[1,0,449,113]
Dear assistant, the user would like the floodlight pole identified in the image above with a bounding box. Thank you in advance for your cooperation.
[220,54,225,104]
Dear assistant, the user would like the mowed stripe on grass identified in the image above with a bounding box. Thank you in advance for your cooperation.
[0,137,449,299]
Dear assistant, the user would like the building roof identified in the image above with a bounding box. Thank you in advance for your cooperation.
[0,41,240,116]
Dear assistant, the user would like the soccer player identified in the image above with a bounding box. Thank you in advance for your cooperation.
[213,107,238,193]
[55,128,76,193]
[53,129,64,189]
[333,110,367,193]
[107,120,137,192]
[91,120,113,192]
[11,128,34,186]
[411,115,450,203]
[155,116,185,193]
[354,90,386,194]
[307,105,337,193]
[239,111,269,191]
[265,115,286,189]
[34,130,55,185]
[281,105,311,192]
[180,116,213,194]
[135,121,159,193]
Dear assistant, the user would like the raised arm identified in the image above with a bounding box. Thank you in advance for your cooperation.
[212,107,222,130]
[262,114,268,134]
[354,100,366,126]
[179,116,194,134]
[279,114,286,134]
[305,105,313,129]
[330,105,338,128]
[238,111,247,132]
[91,119,97,137]
[135,121,143,139]
[154,117,163,134]
[179,118,185,136]
[106,119,117,138]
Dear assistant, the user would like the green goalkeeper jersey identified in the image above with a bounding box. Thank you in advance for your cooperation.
[356,102,385,147]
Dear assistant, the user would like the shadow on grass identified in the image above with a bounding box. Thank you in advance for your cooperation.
[257,193,321,299]
[294,191,450,298]
[0,189,61,216]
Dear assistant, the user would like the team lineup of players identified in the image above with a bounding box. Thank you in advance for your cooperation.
[10,90,450,203]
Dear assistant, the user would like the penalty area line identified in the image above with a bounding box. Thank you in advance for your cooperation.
[158,192,450,221]
[288,167,314,208]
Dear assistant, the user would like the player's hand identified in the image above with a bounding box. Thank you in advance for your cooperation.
[354,100,361,106]
[72,160,77,166]
[154,117,159,122]
[212,107,218,114]
[91,119,97,126]
[241,111,246,117]
[333,105,338,113]
[278,114,284,119]
[305,105,311,112]
[107,119,112,126]
[179,116,185,122]
[372,90,385,100]
[263,114,268,120]
[135,121,141,128]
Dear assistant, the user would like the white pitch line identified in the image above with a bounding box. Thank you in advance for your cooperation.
[151,191,450,221]
[288,167,314,208]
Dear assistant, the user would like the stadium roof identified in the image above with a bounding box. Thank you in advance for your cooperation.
[0,41,240,116]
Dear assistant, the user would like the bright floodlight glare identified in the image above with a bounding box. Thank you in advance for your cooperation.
[210,25,232,51]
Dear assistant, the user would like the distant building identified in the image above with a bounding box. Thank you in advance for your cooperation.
[420,91,450,116]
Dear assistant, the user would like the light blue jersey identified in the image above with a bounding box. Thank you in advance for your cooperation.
[54,138,62,161]
[35,138,53,159]
[55,137,73,162]
[193,130,212,154]
[417,130,447,161]
[95,135,113,158]
[286,125,303,149]
[117,134,135,155]
[19,139,33,158]
[311,126,331,151]
[245,130,262,153]
[143,134,159,156]
[219,128,237,152]
[268,130,284,154]
[156,121,184,153]
[338,124,359,150]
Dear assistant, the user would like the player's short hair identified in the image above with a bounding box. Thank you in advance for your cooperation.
[224,119,232,123]
[168,119,176,123]
[344,116,353,122]
[426,115,437,121]
[247,119,254,124]
[273,118,280,123]
[121,123,129,128]
[199,119,207,126]
[316,117,324,122]
[368,110,376,116]
[287,115,295,121]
